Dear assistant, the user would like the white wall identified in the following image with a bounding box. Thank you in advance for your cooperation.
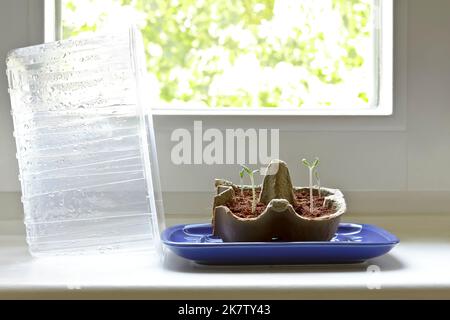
[1,0,450,217]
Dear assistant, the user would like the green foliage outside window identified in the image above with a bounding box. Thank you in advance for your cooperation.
[62,0,374,109]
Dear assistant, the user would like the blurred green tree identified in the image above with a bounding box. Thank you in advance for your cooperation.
[63,0,373,108]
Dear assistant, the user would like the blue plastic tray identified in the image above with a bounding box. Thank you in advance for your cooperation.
[161,223,399,265]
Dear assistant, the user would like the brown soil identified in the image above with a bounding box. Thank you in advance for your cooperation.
[227,187,335,219]
[292,189,335,218]
[228,189,266,218]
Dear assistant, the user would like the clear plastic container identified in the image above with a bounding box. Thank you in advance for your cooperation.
[16,127,139,151]
[6,27,165,256]
[22,177,150,223]
[20,171,145,196]
[21,157,142,179]
[18,149,141,174]
[15,114,139,136]
[18,135,141,158]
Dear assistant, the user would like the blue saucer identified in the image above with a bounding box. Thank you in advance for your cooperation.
[161,223,399,265]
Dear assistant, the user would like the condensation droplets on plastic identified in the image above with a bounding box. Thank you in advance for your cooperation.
[6,27,165,256]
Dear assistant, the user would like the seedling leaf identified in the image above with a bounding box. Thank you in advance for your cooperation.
[312,158,319,168]
[240,164,252,175]
[302,159,311,167]
[239,168,245,179]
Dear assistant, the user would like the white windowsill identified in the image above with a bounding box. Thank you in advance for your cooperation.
[0,214,449,299]
[150,105,393,116]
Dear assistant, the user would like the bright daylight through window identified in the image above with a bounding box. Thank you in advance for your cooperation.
[60,0,391,113]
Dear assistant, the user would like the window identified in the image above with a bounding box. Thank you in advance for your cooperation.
[52,0,393,115]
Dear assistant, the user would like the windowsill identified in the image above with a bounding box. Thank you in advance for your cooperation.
[150,106,393,116]
[0,215,449,299]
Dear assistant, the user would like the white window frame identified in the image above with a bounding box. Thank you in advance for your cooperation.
[45,0,394,117]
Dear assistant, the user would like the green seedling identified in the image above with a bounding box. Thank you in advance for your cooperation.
[239,167,245,196]
[302,157,320,213]
[240,164,259,214]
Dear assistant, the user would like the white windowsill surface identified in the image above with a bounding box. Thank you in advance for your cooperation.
[150,105,393,116]
[0,214,449,299]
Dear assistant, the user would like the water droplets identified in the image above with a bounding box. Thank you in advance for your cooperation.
[8,30,156,255]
